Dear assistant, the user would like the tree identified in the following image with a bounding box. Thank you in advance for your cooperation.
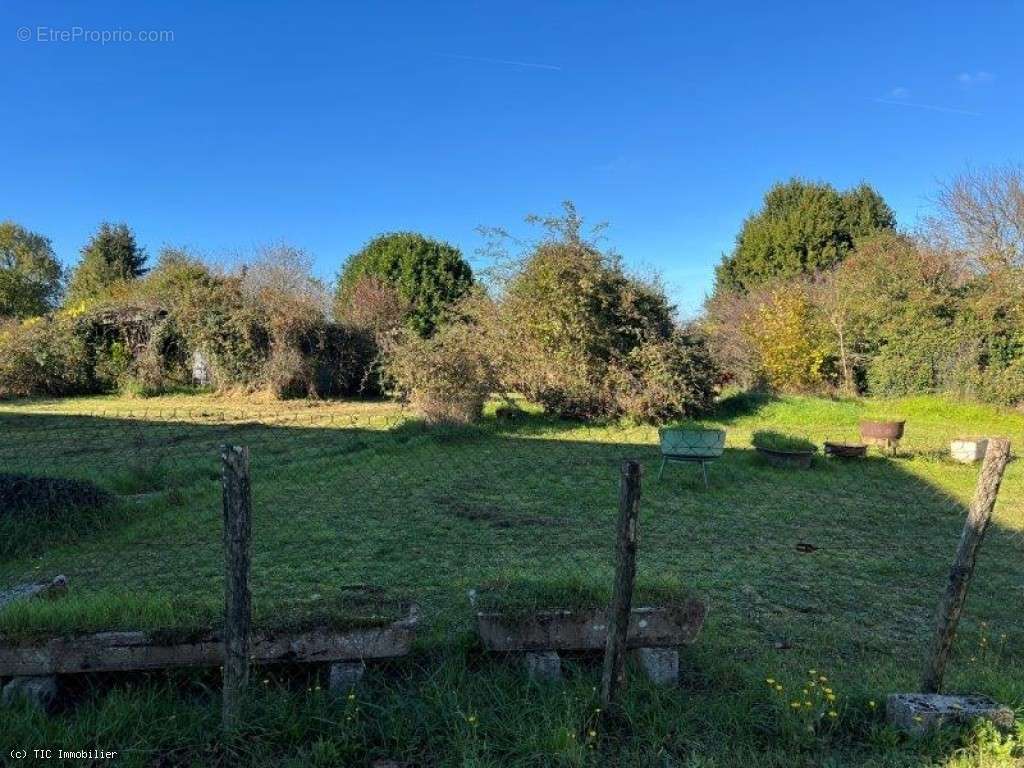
[0,221,63,318]
[66,222,147,306]
[714,179,895,293]
[335,232,473,336]
[931,164,1024,273]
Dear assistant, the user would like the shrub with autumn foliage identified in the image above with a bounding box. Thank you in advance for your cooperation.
[743,287,834,392]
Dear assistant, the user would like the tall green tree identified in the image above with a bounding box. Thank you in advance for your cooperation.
[0,221,63,318]
[715,179,895,292]
[335,232,472,336]
[66,222,147,305]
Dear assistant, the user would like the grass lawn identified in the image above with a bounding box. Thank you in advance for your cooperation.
[1,391,1023,766]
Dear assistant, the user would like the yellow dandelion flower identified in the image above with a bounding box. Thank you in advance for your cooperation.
[809,669,817,675]
[828,710,838,718]
[868,700,877,709]
[775,684,783,692]
[766,678,775,685]
[790,701,801,709]
[818,676,827,683]
[588,730,597,738]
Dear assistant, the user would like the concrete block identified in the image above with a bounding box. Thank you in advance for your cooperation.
[951,439,988,464]
[328,661,365,694]
[887,693,1014,735]
[632,647,679,686]
[524,651,561,682]
[1,675,60,713]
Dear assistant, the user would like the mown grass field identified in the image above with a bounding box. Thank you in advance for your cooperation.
[1,391,1023,766]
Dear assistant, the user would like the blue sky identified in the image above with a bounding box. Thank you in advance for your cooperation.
[2,1,1021,316]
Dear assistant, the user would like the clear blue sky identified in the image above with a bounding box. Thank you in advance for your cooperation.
[3,1,1022,316]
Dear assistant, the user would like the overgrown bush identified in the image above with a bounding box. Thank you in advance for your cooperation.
[743,287,835,392]
[0,317,94,398]
[610,332,719,423]
[383,319,498,424]
[485,203,700,421]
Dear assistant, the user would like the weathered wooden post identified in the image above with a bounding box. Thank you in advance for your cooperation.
[221,444,252,732]
[601,460,642,709]
[920,437,1010,694]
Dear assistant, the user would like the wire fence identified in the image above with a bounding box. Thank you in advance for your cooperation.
[0,401,1019,672]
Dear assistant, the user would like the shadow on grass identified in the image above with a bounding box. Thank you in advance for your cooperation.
[1,406,1019,763]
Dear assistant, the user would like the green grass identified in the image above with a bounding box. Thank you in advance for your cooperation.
[1,390,1023,765]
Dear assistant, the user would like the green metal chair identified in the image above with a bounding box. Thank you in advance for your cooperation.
[658,428,727,488]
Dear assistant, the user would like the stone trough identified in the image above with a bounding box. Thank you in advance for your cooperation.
[0,605,419,711]
[477,600,706,685]
[887,693,1014,736]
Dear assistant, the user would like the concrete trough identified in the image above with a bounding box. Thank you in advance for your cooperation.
[477,601,706,653]
[0,605,419,677]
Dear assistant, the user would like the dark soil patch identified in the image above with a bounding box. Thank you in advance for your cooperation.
[439,497,563,529]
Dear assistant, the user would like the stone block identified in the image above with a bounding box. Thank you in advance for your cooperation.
[631,647,679,685]
[1,675,60,712]
[524,651,561,682]
[328,661,365,694]
[887,693,1014,735]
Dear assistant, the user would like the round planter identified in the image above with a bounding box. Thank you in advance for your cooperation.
[824,442,867,459]
[756,446,814,469]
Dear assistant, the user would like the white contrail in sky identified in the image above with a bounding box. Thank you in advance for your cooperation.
[873,98,981,117]
[438,53,562,71]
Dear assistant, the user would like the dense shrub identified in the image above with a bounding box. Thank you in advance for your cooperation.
[609,332,719,423]
[336,232,473,337]
[490,206,685,420]
[0,317,94,398]
[335,275,409,341]
[383,318,498,424]
[743,287,834,392]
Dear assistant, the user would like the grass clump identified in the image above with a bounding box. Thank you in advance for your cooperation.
[0,585,410,645]
[751,430,817,453]
[472,575,698,617]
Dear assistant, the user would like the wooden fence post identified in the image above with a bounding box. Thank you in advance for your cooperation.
[921,438,1011,694]
[601,460,642,709]
[221,444,252,732]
